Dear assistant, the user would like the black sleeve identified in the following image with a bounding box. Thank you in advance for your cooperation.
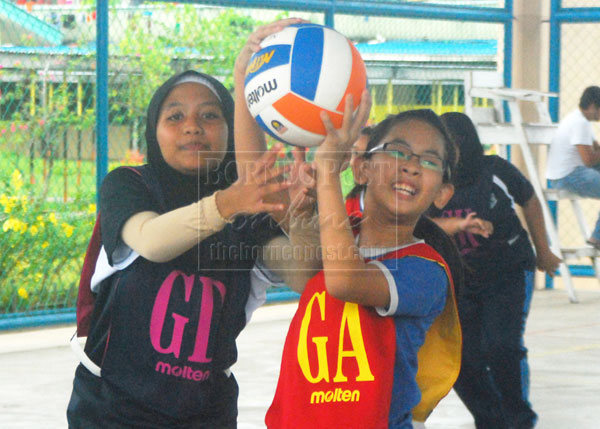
[99,167,160,265]
[491,156,535,206]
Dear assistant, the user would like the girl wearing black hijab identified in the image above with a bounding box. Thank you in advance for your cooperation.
[429,112,560,429]
[67,70,291,428]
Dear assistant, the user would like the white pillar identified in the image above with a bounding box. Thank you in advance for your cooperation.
[512,0,551,289]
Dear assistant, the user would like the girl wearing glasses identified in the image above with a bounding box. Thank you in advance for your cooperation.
[234,19,462,427]
[264,108,463,429]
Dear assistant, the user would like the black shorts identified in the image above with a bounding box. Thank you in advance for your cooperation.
[67,364,239,428]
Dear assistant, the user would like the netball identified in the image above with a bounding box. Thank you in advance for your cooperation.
[243,23,367,147]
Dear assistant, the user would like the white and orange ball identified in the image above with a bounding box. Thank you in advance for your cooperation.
[244,23,367,147]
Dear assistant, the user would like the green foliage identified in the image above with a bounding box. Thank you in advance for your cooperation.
[110,6,264,129]
[0,166,95,314]
[0,6,276,318]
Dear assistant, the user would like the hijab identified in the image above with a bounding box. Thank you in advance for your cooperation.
[440,112,484,188]
[144,70,237,211]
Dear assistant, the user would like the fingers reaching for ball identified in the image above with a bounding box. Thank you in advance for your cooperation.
[250,18,309,52]
[235,18,307,78]
[313,91,372,174]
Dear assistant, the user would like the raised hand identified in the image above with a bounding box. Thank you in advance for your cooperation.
[234,18,307,79]
[234,17,307,181]
[217,144,291,219]
[313,90,372,176]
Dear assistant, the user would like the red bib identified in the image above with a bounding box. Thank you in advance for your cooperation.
[265,243,461,428]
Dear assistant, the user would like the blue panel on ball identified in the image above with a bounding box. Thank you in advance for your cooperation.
[255,114,293,146]
[289,23,326,29]
[290,26,323,102]
[244,45,291,86]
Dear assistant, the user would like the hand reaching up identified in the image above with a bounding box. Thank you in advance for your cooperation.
[313,90,372,177]
[234,18,307,81]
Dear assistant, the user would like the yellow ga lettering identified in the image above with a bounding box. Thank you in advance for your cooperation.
[246,50,275,74]
[297,292,375,384]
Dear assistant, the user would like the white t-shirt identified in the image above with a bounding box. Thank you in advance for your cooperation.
[546,109,595,180]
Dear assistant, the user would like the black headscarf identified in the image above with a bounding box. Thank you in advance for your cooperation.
[440,112,484,188]
[144,70,237,211]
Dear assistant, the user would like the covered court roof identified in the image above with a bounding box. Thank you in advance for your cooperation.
[355,38,496,56]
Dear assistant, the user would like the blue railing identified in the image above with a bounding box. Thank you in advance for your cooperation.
[0,289,300,331]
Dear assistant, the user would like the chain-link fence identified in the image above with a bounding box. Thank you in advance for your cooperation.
[1,0,512,329]
[552,2,600,258]
[1,1,99,328]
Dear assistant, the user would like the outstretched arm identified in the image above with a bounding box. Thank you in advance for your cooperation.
[233,18,306,225]
[122,146,289,263]
[311,92,394,307]
[233,18,305,178]
[261,148,321,293]
[432,212,493,237]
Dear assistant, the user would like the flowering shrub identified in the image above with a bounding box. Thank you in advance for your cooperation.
[0,169,94,314]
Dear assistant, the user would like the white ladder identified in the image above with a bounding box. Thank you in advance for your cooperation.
[463,71,600,303]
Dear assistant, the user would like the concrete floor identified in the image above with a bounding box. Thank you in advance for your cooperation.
[0,285,599,428]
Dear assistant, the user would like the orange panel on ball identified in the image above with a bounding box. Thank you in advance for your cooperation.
[335,41,367,113]
[272,93,344,135]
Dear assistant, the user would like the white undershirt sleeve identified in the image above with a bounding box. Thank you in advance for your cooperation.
[120,192,230,263]
[368,259,399,317]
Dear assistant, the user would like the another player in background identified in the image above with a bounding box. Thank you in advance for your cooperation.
[430,112,561,429]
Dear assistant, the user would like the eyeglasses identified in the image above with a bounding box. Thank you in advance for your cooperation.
[367,141,446,173]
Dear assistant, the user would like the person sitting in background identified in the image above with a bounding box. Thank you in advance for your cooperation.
[546,86,600,249]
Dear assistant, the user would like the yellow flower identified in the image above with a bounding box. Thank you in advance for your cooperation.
[2,218,12,232]
[88,203,97,214]
[36,215,45,228]
[41,241,49,249]
[2,196,17,214]
[3,218,26,233]
[29,225,39,236]
[11,169,24,191]
[48,212,58,225]
[18,288,29,300]
[62,222,74,238]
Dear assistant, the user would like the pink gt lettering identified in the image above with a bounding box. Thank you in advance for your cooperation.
[150,271,194,358]
[149,271,227,362]
[188,277,226,363]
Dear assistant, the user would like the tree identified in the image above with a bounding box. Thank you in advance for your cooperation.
[113,4,266,144]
